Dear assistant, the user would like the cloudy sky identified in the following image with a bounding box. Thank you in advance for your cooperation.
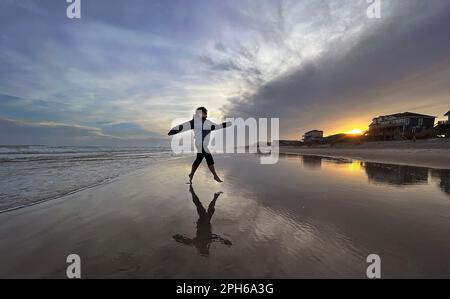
[1,0,449,145]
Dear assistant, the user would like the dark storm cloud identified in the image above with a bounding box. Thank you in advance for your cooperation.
[223,0,450,137]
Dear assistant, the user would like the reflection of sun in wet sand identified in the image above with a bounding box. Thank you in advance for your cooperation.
[173,186,232,257]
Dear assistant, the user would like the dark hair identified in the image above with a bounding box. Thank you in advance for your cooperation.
[196,107,208,114]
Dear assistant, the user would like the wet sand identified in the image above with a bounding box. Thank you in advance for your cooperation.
[1,154,450,278]
[280,139,450,169]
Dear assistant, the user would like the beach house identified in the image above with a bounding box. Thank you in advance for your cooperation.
[302,130,324,143]
[436,110,450,137]
[367,112,436,140]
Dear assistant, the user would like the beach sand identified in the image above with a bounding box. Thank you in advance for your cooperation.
[280,139,450,169]
[1,154,450,278]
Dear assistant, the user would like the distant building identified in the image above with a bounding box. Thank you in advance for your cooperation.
[302,130,323,143]
[436,110,450,137]
[368,112,436,140]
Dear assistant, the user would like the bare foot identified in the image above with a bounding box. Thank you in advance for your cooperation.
[213,176,223,183]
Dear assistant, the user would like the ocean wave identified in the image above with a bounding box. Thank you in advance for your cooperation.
[0,145,171,155]
[0,146,179,213]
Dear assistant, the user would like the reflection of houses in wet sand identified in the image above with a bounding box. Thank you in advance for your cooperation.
[301,155,322,169]
[363,163,429,186]
[431,169,450,196]
[364,163,450,196]
[301,155,355,170]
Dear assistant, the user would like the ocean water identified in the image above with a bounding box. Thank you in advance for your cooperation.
[0,145,179,212]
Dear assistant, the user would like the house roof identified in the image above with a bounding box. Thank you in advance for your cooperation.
[445,110,450,116]
[304,130,323,134]
[376,112,436,119]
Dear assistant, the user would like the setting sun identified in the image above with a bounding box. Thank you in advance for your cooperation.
[345,129,364,135]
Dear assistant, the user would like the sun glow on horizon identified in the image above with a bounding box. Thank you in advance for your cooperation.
[344,128,365,135]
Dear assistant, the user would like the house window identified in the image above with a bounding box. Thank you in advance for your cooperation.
[418,118,423,127]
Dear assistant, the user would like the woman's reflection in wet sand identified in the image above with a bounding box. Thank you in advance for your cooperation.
[173,185,232,257]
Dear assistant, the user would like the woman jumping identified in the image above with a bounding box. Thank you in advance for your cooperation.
[168,107,231,184]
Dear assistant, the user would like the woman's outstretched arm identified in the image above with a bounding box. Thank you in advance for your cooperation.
[168,120,194,136]
[211,121,232,131]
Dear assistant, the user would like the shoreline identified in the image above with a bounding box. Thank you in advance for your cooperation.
[279,139,450,169]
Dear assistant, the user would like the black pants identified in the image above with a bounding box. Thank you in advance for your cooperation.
[193,151,214,167]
